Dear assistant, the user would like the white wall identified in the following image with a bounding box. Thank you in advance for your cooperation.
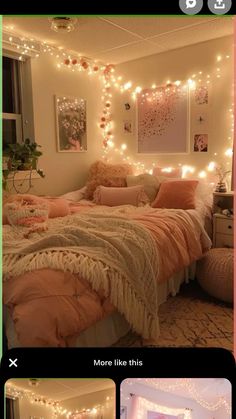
[27,33,233,196]
[62,387,115,419]
[18,387,115,419]
[122,382,224,419]
[19,396,53,419]
[30,53,103,196]
[112,35,233,178]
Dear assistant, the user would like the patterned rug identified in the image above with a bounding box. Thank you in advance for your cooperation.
[113,281,233,350]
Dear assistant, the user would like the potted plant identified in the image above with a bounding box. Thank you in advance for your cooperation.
[215,165,231,193]
[3,138,45,190]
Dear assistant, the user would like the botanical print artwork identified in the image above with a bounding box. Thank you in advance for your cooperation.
[194,134,208,152]
[147,411,179,419]
[194,86,208,105]
[55,96,87,152]
[137,85,188,153]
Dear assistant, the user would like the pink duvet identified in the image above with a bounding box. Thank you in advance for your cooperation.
[4,269,114,347]
[3,201,210,347]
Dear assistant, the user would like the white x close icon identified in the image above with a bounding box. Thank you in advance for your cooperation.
[9,358,18,367]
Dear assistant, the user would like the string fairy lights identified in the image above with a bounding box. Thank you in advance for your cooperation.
[3,26,234,183]
[122,379,231,415]
[6,384,113,419]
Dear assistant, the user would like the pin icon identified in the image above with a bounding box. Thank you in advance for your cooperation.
[179,0,203,14]
[186,0,197,7]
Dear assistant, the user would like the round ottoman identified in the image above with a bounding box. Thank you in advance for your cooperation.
[196,248,233,303]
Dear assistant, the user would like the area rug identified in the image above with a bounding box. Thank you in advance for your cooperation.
[113,281,233,350]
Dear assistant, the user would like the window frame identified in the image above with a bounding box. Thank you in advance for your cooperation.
[3,50,35,149]
[3,113,23,145]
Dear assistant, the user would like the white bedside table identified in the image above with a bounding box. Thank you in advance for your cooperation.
[213,214,233,248]
[212,191,234,248]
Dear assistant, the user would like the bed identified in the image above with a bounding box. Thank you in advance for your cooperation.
[2,191,212,348]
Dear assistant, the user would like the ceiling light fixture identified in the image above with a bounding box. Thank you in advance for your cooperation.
[28,378,41,387]
[49,17,77,33]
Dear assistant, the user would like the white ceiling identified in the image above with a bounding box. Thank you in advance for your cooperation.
[3,16,233,64]
[7,378,114,401]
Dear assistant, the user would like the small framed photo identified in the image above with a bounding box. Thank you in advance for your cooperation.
[195,85,208,105]
[123,120,133,134]
[193,134,208,152]
[55,95,87,152]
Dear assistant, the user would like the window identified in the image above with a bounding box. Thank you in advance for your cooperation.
[6,397,19,419]
[3,56,22,150]
[3,53,35,153]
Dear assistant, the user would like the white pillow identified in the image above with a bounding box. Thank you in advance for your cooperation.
[60,186,87,202]
[126,173,161,202]
[195,181,214,206]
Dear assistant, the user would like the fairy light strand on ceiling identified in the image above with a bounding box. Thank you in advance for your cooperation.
[3,28,233,181]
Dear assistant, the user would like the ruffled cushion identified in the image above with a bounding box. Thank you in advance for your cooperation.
[94,185,149,206]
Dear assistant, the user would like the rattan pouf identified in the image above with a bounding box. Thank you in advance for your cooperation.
[196,248,233,303]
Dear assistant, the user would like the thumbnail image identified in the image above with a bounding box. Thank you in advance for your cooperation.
[121,378,231,418]
[6,378,115,418]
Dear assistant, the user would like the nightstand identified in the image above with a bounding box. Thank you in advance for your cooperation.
[212,191,234,248]
[213,214,233,248]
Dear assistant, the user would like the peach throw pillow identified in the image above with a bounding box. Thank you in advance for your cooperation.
[94,185,149,206]
[152,180,198,210]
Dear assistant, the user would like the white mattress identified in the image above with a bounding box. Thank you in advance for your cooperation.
[4,263,196,348]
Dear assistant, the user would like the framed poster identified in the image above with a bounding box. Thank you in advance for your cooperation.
[55,95,87,152]
[137,85,189,154]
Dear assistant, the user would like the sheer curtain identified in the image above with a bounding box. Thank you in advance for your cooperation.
[6,397,19,419]
[129,395,188,419]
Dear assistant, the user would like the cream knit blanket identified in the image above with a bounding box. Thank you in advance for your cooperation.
[3,211,160,339]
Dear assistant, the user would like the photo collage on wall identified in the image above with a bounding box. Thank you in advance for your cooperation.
[193,85,209,152]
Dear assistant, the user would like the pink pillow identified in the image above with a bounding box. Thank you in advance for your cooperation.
[45,197,69,218]
[85,160,133,200]
[153,167,182,178]
[94,185,149,206]
[152,180,199,209]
